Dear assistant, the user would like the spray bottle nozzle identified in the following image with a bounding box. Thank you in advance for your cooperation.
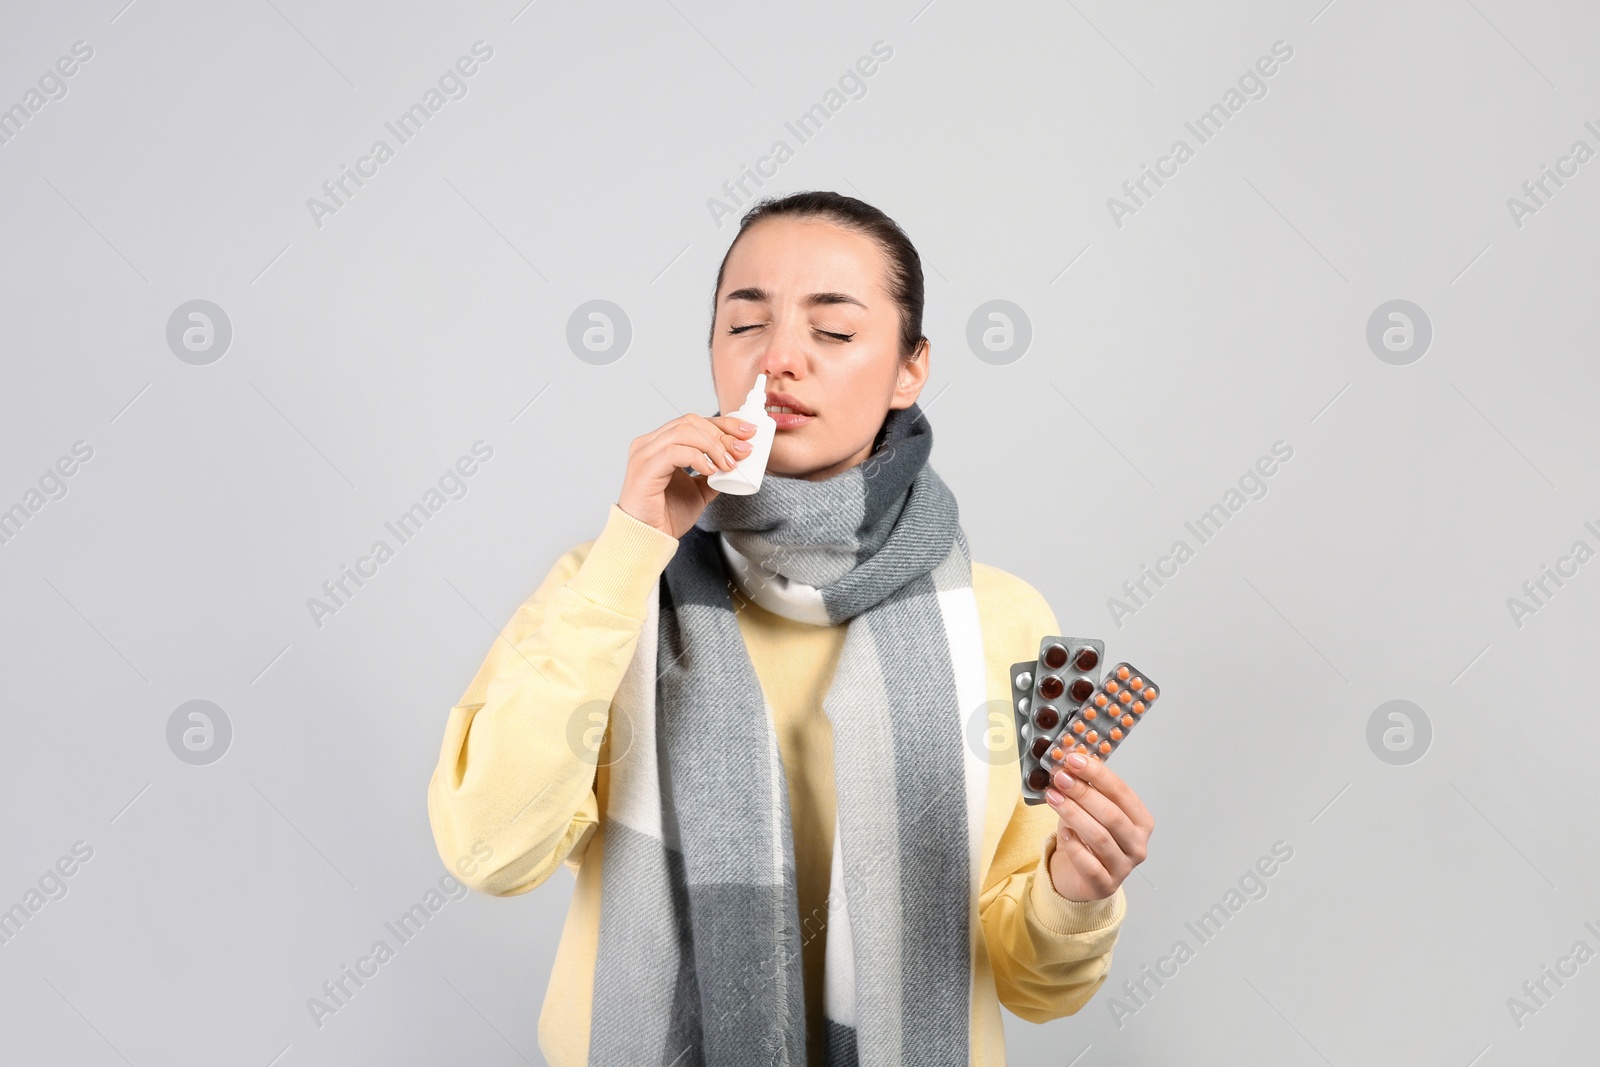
[744,373,768,408]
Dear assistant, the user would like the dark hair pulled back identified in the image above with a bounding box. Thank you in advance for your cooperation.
[707,190,927,363]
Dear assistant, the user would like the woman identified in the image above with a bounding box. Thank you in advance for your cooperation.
[428,191,1154,1067]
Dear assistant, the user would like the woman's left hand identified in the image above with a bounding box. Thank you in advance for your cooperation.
[1043,751,1153,902]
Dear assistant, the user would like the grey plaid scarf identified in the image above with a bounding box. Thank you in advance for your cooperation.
[588,402,991,1066]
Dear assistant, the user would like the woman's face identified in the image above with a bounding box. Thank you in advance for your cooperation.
[711,216,929,481]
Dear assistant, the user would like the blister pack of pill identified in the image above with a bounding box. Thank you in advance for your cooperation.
[1011,636,1160,804]
[1011,636,1104,804]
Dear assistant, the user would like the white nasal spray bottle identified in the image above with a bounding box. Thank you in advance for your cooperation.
[707,373,777,495]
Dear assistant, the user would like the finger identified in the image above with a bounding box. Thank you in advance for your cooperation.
[1050,809,1119,898]
[1046,764,1144,859]
[1055,749,1154,832]
[640,412,749,458]
[707,414,760,438]
[663,417,751,476]
[681,412,752,460]
[1045,789,1133,880]
[652,440,737,479]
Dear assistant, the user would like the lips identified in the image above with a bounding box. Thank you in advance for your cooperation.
[765,392,814,416]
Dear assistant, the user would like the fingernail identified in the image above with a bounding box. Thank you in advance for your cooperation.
[1066,753,1087,770]
[1044,787,1063,805]
[1053,769,1074,791]
[732,439,751,452]
[738,421,755,433]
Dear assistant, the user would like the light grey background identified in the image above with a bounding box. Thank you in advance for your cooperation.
[2,0,1596,1063]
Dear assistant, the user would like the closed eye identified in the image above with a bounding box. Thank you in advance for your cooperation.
[727,324,855,342]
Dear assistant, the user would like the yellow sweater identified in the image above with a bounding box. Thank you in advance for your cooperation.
[428,503,1127,1066]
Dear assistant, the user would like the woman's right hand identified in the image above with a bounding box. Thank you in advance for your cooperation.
[617,413,758,539]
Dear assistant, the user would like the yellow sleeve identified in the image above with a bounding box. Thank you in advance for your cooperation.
[979,795,1127,1022]
[426,503,680,897]
[977,578,1127,1023]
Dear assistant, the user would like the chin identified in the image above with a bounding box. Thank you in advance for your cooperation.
[766,442,798,472]
[767,447,829,481]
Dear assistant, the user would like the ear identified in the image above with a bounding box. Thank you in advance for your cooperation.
[890,339,931,408]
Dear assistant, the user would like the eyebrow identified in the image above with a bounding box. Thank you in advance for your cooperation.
[722,286,867,310]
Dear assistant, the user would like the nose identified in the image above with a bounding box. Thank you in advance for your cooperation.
[755,319,807,383]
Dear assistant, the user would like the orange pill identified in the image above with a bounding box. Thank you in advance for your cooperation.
[1132,701,1145,714]
[1094,693,1109,707]
[1110,728,1123,741]
[1131,677,1143,689]
[1106,680,1120,694]
[1050,746,1066,761]
[1083,707,1097,720]
[1119,690,1133,704]
[1116,666,1131,680]
[1074,743,1088,754]
[1098,741,1112,754]
[1071,720,1086,735]
[1120,714,1134,727]
[1085,730,1099,743]
[1143,687,1156,700]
